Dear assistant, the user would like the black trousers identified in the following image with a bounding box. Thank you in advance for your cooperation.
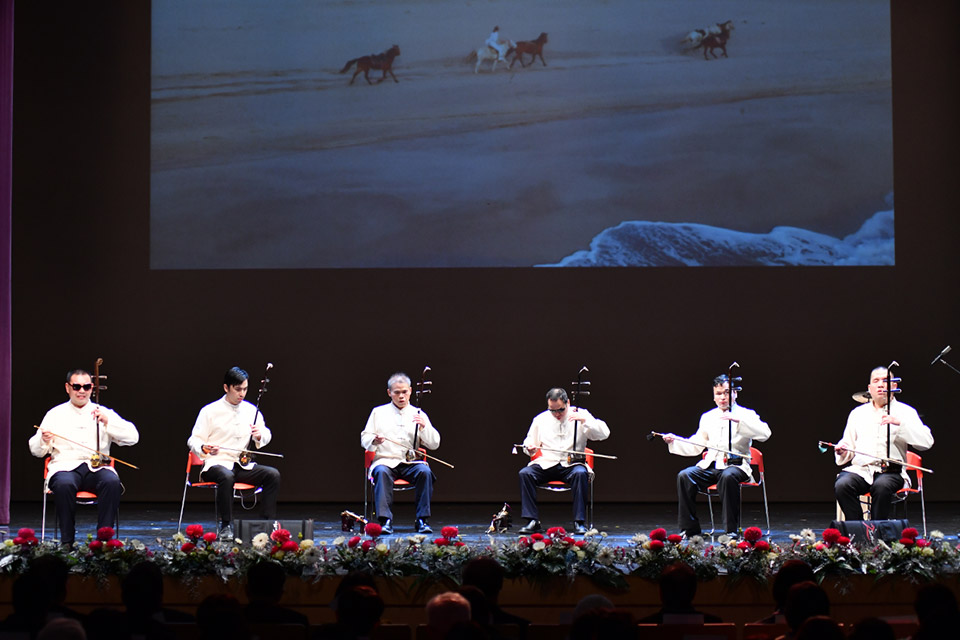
[519,463,590,522]
[371,462,435,521]
[835,469,904,521]
[48,464,121,544]
[200,463,281,527]
[677,463,747,535]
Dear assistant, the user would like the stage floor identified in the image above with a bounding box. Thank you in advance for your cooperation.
[4,500,958,546]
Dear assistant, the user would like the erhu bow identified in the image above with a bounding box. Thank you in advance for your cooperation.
[239,363,274,465]
[816,441,932,474]
[405,366,432,463]
[646,431,750,463]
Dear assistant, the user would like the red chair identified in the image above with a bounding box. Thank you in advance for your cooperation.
[861,450,927,536]
[363,449,423,521]
[700,446,770,535]
[531,447,595,529]
[41,456,119,541]
[176,451,261,533]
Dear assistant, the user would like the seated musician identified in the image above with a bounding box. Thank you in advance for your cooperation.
[187,367,281,540]
[29,368,139,546]
[660,374,770,538]
[517,387,610,535]
[361,372,440,535]
[834,365,933,521]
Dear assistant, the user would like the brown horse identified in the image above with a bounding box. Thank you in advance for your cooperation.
[509,33,548,68]
[339,45,401,85]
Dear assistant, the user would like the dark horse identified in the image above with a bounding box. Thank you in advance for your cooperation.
[339,45,401,85]
[509,33,548,68]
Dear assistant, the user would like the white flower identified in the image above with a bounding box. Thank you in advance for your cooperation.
[930,530,944,540]
[631,534,649,545]
[333,536,345,546]
[408,535,427,544]
[689,535,705,546]
[252,533,270,550]
[299,539,315,550]
[301,546,322,562]
[717,534,732,544]
[376,543,389,554]
[921,547,935,557]
[800,529,816,541]
[172,533,186,544]
[532,541,546,551]
[584,528,599,538]
[576,550,586,560]
[316,540,328,546]
[596,547,615,566]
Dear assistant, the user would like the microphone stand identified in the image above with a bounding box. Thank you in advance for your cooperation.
[931,345,960,376]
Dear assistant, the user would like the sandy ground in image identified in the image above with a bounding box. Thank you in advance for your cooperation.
[150,0,892,268]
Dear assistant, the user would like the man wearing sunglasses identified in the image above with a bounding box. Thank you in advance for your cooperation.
[29,369,139,545]
[517,387,610,535]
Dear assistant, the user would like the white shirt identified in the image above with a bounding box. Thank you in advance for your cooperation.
[835,398,933,487]
[361,402,440,477]
[667,404,771,483]
[187,396,271,472]
[522,407,609,474]
[29,400,139,478]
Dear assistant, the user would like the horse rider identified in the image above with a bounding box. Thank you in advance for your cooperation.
[486,26,509,62]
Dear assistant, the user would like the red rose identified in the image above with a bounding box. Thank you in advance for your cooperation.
[454,541,466,547]
[737,540,751,550]
[814,542,826,551]
[361,540,373,552]
[434,538,450,546]
[203,532,218,543]
[575,540,586,547]
[900,537,915,546]
[17,528,36,539]
[648,539,664,551]
[531,533,544,541]
[754,540,771,552]
[542,538,553,546]
[743,527,763,543]
[271,545,280,554]
[347,536,361,548]
[185,524,204,539]
[181,542,196,553]
[441,526,459,539]
[270,528,292,543]
[106,539,124,550]
[916,538,930,548]
[901,527,919,540]
[837,536,851,545]
[650,528,667,541]
[546,527,566,537]
[667,534,684,544]
[518,537,529,547]
[97,526,115,542]
[822,528,841,544]
[88,540,103,551]
[281,540,299,552]
[563,537,576,545]
[364,522,383,538]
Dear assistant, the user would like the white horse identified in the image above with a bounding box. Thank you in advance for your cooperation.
[473,40,515,73]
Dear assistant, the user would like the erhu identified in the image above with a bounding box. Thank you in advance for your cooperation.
[883,361,901,473]
[239,363,273,466]
[405,366,432,462]
[90,357,111,468]
[724,362,744,466]
[567,366,590,465]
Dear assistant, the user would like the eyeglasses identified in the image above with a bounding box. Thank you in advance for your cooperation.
[548,407,566,414]
[70,383,93,391]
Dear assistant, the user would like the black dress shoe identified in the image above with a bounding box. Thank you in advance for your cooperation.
[415,518,432,534]
[573,521,589,535]
[518,519,542,535]
[379,518,394,534]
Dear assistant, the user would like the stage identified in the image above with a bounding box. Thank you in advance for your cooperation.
[4,500,958,546]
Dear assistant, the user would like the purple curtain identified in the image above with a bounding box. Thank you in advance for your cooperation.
[0,0,12,526]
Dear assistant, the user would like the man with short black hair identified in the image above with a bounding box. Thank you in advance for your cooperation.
[29,369,139,545]
[188,367,281,539]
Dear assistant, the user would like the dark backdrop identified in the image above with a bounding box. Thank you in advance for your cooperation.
[9,2,959,510]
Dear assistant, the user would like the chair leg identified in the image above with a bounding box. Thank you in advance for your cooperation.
[41,487,48,541]
[705,493,716,535]
[364,475,370,521]
[177,478,189,534]
[588,476,594,529]
[761,477,771,536]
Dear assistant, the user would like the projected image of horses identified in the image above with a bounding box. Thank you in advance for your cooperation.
[150,0,894,269]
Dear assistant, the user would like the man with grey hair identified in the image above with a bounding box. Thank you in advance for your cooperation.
[518,387,610,535]
[834,365,933,521]
[361,372,441,534]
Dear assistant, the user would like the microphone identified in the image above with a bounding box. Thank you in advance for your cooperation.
[266,363,274,370]
[931,345,951,366]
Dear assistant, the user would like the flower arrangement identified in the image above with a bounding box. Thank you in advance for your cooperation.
[2,523,958,590]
